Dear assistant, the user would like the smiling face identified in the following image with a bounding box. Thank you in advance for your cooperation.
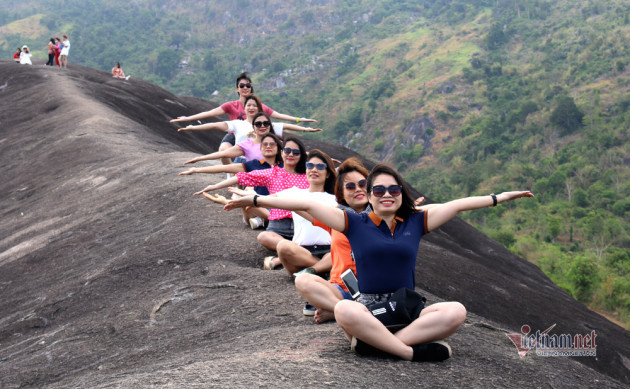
[368,173,402,216]
[282,140,300,168]
[253,117,270,137]
[244,99,260,118]
[260,137,278,159]
[306,156,329,189]
[342,171,368,211]
[237,78,252,97]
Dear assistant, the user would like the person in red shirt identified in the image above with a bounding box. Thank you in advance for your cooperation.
[13,48,21,63]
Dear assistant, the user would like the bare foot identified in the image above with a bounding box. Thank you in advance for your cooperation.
[315,309,334,324]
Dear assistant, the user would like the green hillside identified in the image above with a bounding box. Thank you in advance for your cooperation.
[2,0,629,327]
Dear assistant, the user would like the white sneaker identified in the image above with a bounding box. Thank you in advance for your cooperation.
[249,217,264,229]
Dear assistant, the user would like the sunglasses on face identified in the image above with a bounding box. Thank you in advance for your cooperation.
[239,83,252,88]
[283,147,301,156]
[344,179,367,190]
[371,185,402,197]
[261,142,276,148]
[306,162,327,170]
[254,121,271,128]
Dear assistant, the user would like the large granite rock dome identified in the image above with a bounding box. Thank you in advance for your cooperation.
[1,61,628,387]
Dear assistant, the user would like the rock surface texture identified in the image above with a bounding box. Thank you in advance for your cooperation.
[0,61,628,388]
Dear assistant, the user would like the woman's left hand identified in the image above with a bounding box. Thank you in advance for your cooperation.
[224,195,255,211]
[203,193,228,205]
[498,191,535,202]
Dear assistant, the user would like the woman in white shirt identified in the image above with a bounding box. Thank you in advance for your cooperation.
[60,34,70,68]
[19,46,32,65]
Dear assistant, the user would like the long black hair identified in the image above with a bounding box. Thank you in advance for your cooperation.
[367,164,418,219]
[259,133,283,166]
[282,136,307,174]
[307,149,337,195]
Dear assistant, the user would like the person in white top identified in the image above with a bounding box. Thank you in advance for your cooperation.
[59,34,70,68]
[177,95,323,165]
[19,46,32,65]
[273,149,338,276]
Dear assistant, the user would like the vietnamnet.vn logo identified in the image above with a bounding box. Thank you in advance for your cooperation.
[506,324,597,357]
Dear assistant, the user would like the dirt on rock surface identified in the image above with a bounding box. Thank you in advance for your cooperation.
[0,61,629,388]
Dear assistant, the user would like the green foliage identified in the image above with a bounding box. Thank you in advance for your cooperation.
[490,229,516,248]
[567,255,598,301]
[156,50,182,80]
[550,96,584,134]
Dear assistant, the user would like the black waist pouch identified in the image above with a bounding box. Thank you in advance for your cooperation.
[366,287,426,332]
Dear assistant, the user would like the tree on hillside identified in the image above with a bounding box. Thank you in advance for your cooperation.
[550,95,584,134]
[156,50,182,80]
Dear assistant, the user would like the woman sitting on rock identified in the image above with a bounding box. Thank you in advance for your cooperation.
[224,163,533,361]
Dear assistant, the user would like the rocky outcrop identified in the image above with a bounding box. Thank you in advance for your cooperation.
[0,61,628,388]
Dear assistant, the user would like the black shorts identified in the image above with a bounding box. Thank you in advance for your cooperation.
[361,288,426,332]
[221,132,235,146]
[302,244,331,258]
[266,218,294,240]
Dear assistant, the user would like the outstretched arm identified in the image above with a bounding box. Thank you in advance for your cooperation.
[270,112,317,123]
[224,195,345,231]
[193,176,239,196]
[170,107,227,123]
[177,121,230,132]
[426,191,534,232]
[183,145,243,165]
[281,123,323,133]
[179,163,246,175]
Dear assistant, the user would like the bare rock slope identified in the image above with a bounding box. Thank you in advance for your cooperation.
[0,61,628,388]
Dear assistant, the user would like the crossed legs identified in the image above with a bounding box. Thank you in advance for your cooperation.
[295,273,343,323]
[277,240,331,275]
[334,300,466,360]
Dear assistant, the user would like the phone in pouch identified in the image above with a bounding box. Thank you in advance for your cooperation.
[341,269,360,300]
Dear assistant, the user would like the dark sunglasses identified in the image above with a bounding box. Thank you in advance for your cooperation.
[344,179,367,190]
[283,147,301,156]
[254,121,271,128]
[371,185,402,197]
[261,142,276,148]
[306,162,327,170]
[238,83,252,88]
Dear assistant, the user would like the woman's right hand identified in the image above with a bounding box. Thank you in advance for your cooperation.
[183,157,200,165]
[177,125,195,132]
[170,116,188,123]
[193,184,216,196]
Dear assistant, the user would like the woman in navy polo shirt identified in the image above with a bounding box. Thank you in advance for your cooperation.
[224,164,533,362]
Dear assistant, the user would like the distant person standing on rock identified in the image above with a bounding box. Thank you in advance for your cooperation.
[46,38,55,66]
[59,34,70,68]
[19,46,32,65]
[170,72,317,164]
[13,47,21,63]
[54,37,61,67]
